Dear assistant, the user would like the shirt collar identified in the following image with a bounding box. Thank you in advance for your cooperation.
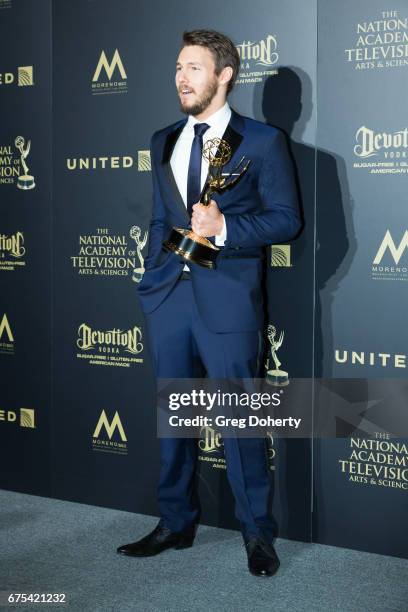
[186,102,231,131]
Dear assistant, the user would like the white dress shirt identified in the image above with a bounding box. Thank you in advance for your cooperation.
[170,102,231,270]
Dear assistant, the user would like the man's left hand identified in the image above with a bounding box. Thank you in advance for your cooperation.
[191,200,223,237]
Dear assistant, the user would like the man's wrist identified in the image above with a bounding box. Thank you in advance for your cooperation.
[215,214,225,237]
[215,214,227,246]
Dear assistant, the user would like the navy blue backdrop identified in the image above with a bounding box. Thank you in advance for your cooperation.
[1,0,407,558]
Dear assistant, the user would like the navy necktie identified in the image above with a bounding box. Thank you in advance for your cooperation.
[187,122,209,216]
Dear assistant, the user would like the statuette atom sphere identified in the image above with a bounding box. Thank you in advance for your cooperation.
[202,138,232,167]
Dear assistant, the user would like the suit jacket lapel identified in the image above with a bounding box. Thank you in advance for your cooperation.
[200,111,245,246]
[220,111,244,165]
[204,109,245,197]
[161,121,190,223]
[207,109,244,184]
[162,122,185,164]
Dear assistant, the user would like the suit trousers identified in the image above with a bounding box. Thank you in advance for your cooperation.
[143,274,276,544]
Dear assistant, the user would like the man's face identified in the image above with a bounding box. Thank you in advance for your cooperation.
[175,45,220,116]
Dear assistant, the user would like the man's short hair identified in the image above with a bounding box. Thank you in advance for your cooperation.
[182,29,240,94]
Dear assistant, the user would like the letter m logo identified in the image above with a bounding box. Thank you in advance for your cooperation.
[92,49,127,82]
[373,230,408,265]
[0,313,14,342]
[93,410,127,441]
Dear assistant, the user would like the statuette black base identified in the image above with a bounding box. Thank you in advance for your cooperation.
[266,369,289,387]
[163,227,220,269]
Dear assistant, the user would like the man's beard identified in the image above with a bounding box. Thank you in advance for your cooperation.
[179,78,219,116]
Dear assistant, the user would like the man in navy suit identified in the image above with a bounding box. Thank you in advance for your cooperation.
[117,29,300,576]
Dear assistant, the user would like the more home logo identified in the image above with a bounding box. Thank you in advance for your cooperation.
[0,313,14,354]
[92,49,127,94]
[372,230,408,281]
[92,409,127,454]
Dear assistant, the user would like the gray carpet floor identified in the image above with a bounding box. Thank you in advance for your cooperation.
[0,490,407,612]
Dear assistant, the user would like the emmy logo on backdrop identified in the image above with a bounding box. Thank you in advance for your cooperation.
[14,136,35,190]
[265,324,289,387]
[163,137,251,269]
[130,225,148,283]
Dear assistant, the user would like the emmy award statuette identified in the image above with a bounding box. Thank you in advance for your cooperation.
[265,324,289,387]
[163,137,251,269]
[15,136,35,190]
[130,225,148,283]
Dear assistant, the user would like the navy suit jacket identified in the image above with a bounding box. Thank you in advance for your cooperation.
[137,109,301,333]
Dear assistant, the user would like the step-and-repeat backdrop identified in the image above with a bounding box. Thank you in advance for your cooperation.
[1,0,407,558]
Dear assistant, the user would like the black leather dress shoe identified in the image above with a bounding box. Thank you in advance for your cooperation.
[245,537,280,577]
[117,522,195,557]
